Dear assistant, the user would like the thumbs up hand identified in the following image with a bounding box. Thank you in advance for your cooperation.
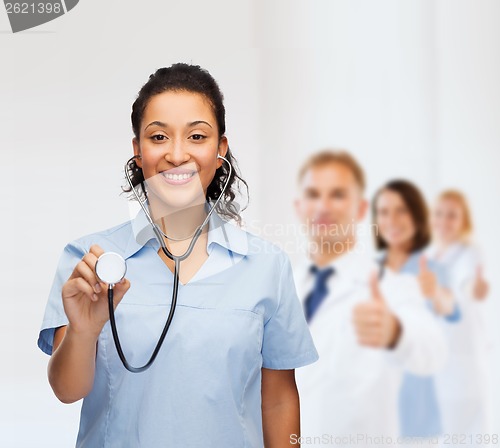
[417,255,438,299]
[353,272,401,349]
[472,265,489,300]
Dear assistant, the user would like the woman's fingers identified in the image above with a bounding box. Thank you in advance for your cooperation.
[89,244,105,259]
[66,245,129,306]
[62,276,95,302]
[68,245,107,291]
[112,278,131,307]
[76,257,102,294]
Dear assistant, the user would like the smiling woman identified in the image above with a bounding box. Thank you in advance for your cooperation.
[132,90,227,228]
[372,179,460,440]
[126,64,246,226]
[37,63,319,447]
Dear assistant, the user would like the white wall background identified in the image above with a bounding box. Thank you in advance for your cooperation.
[0,1,498,446]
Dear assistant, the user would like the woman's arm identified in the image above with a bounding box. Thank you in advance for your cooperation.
[48,325,100,403]
[261,368,300,448]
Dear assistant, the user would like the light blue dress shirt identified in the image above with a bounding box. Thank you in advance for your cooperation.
[397,251,460,438]
[38,207,318,447]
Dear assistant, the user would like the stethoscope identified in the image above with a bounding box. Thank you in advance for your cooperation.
[94,154,233,373]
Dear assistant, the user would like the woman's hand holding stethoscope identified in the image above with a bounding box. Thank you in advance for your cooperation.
[61,244,130,338]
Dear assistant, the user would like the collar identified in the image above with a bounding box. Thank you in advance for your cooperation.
[298,245,375,284]
[404,250,424,271]
[377,249,425,274]
[295,248,377,305]
[328,249,375,283]
[124,202,248,259]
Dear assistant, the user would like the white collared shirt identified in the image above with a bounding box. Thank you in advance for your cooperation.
[293,249,447,444]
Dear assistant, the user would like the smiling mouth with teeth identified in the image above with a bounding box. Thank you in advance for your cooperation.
[163,172,195,180]
[160,171,197,185]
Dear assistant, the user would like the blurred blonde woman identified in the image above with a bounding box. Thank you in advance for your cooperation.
[427,190,492,444]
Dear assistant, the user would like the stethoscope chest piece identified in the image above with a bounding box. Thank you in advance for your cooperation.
[95,252,127,286]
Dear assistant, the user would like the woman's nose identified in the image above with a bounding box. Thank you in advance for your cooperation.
[165,140,190,166]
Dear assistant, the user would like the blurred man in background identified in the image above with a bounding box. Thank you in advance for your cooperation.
[293,150,448,446]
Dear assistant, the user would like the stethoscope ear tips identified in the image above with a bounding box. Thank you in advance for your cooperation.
[95,252,127,286]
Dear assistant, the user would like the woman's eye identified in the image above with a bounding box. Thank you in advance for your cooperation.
[190,134,206,141]
[151,135,167,142]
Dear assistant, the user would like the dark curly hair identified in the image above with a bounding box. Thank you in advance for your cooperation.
[123,63,248,224]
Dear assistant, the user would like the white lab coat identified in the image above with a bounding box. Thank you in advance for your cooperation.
[294,250,448,447]
[427,243,492,441]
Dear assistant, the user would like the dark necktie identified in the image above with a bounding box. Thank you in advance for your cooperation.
[304,265,335,323]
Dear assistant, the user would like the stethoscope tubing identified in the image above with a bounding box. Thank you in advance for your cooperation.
[125,154,232,262]
[108,155,232,373]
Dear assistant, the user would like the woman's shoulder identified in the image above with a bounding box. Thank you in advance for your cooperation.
[63,219,135,257]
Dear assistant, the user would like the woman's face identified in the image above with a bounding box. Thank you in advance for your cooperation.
[375,189,416,251]
[432,198,464,244]
[133,90,227,214]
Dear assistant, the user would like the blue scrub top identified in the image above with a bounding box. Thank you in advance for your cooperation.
[397,250,459,438]
[38,207,318,447]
